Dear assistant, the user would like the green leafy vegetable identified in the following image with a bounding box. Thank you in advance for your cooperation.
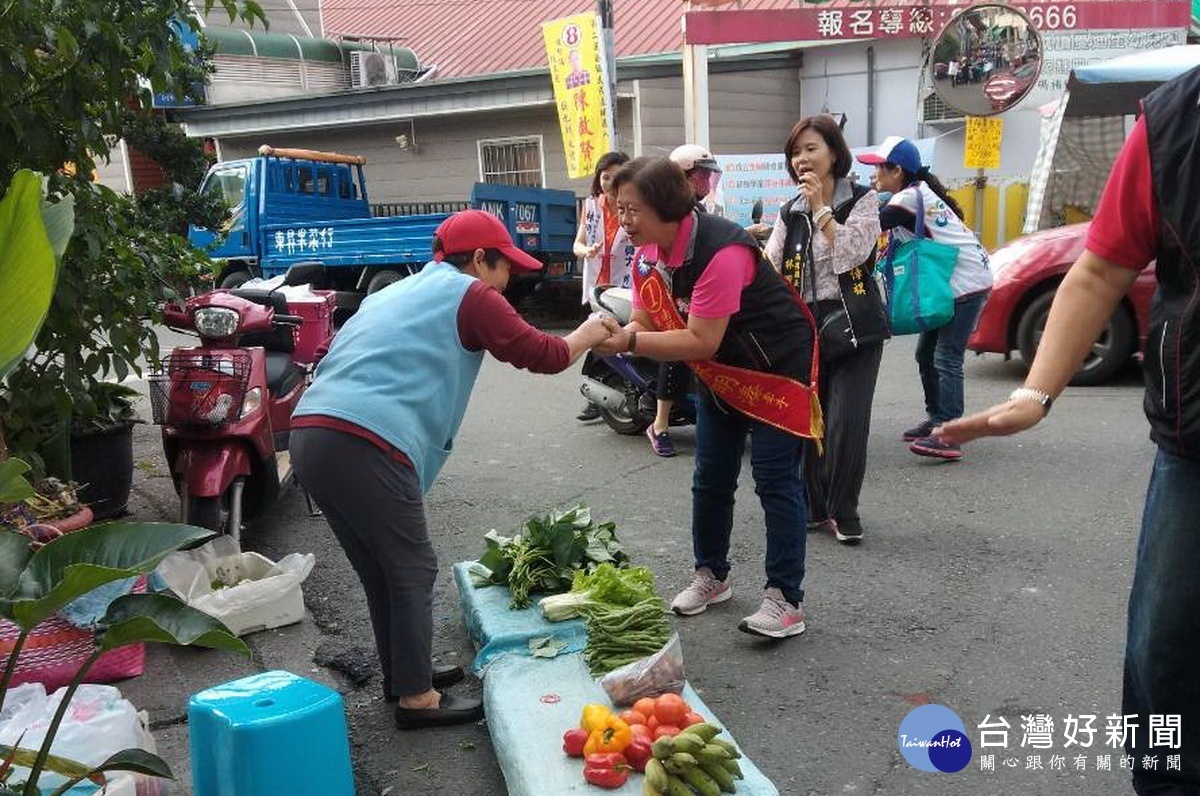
[473,504,628,609]
[538,564,657,622]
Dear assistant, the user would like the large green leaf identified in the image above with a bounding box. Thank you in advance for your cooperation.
[0,171,60,380]
[0,459,34,506]
[47,749,173,796]
[7,522,214,629]
[96,593,250,657]
[0,530,34,612]
[39,191,75,263]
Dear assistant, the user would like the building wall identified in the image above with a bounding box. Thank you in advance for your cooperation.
[95,145,131,194]
[216,99,636,203]
[634,67,802,158]
[799,38,1045,184]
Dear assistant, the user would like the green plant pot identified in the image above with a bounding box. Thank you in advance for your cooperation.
[70,421,135,520]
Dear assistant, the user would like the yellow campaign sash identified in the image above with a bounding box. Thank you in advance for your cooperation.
[633,264,824,445]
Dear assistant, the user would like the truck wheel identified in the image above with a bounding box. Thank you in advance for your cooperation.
[367,270,403,294]
[219,270,252,289]
[1016,289,1134,386]
[185,495,223,532]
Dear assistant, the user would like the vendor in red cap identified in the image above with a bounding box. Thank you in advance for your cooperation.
[291,210,614,730]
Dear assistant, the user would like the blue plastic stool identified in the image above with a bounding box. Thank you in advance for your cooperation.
[189,670,355,796]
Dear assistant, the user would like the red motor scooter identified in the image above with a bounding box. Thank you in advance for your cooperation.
[150,264,333,541]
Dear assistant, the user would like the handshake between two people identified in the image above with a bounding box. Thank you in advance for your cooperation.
[567,315,639,363]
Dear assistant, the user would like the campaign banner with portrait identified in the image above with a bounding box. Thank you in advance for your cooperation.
[543,13,615,179]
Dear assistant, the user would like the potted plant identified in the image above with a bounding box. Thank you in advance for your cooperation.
[0,0,259,519]
[0,180,212,520]
[0,521,250,796]
[0,174,248,795]
[0,470,93,538]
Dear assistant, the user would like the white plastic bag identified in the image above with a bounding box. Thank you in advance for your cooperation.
[0,682,161,795]
[599,633,686,706]
[155,536,314,636]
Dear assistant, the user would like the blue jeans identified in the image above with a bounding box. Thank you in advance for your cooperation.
[691,391,808,605]
[914,291,989,424]
[1125,449,1200,794]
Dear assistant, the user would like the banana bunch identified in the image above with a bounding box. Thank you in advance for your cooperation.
[641,723,744,796]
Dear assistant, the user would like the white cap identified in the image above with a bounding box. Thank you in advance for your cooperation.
[669,144,721,173]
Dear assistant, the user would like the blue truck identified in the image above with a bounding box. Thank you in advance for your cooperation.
[188,145,578,306]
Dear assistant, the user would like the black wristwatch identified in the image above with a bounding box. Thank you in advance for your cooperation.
[627,330,638,354]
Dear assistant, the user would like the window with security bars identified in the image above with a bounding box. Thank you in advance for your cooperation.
[478,137,544,187]
[921,91,964,123]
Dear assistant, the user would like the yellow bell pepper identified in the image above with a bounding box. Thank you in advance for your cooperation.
[580,703,614,733]
[583,714,632,756]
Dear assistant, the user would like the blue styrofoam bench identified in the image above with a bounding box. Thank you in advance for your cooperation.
[453,561,781,795]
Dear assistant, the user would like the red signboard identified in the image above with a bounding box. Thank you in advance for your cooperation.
[683,1,1192,45]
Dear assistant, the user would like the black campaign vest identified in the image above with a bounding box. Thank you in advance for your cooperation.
[1141,66,1200,459]
[668,211,814,382]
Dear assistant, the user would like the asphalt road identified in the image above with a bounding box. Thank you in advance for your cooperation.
[120,323,1152,796]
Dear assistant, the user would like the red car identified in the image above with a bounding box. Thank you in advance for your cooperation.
[967,222,1157,385]
[983,62,1039,111]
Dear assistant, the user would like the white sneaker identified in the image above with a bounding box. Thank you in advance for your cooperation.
[738,588,806,638]
[670,567,732,616]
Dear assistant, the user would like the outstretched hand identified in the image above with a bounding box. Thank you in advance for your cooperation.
[934,399,1046,446]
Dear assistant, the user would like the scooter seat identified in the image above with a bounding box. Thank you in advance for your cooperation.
[265,351,306,397]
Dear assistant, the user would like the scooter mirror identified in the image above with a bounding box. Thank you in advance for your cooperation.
[929,3,1043,117]
[283,261,326,287]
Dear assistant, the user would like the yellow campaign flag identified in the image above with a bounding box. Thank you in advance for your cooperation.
[543,13,614,179]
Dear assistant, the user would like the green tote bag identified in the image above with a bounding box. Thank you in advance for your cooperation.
[880,186,959,335]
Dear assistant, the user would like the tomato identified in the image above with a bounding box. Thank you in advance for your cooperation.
[681,711,706,728]
[630,723,653,742]
[632,697,657,719]
[653,693,688,727]
[618,709,647,727]
[645,714,659,732]
[653,725,682,739]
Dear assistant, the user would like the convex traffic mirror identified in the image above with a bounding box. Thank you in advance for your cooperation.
[929,3,1043,116]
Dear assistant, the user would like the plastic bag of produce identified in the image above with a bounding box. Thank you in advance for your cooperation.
[598,633,685,706]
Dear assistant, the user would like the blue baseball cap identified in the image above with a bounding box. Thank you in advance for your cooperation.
[857,136,923,174]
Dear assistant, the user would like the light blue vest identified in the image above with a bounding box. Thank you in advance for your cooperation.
[295,261,485,491]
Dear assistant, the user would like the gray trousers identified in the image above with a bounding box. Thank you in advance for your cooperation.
[292,426,437,698]
[805,342,884,524]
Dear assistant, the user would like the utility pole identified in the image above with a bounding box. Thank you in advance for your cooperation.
[681,2,710,148]
[598,0,618,147]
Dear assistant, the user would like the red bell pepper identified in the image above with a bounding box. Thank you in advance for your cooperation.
[562,727,590,758]
[622,737,653,773]
[582,752,630,789]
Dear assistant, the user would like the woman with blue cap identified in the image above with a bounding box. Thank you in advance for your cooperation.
[858,137,993,461]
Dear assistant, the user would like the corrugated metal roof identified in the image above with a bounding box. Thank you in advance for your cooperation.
[319,0,802,79]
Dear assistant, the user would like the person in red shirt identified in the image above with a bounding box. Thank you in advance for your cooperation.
[292,210,614,730]
[938,71,1199,792]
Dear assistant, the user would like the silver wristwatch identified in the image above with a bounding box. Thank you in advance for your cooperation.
[1009,387,1053,415]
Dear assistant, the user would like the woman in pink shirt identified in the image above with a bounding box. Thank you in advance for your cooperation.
[596,157,819,639]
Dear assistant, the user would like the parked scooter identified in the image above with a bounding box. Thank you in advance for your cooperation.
[579,285,696,435]
[150,263,333,541]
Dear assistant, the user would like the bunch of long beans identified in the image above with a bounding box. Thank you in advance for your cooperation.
[505,537,559,609]
[582,597,671,675]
